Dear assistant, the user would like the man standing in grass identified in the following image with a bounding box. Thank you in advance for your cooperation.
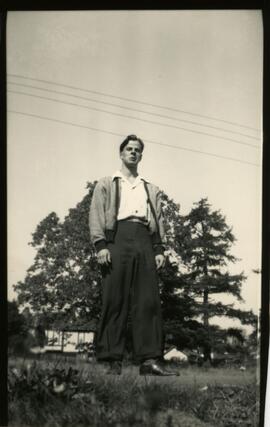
[89,134,176,375]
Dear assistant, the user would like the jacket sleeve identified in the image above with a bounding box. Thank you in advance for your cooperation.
[156,188,165,243]
[89,180,107,252]
[153,188,166,255]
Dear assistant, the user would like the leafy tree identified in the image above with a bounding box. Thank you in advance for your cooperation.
[15,182,102,329]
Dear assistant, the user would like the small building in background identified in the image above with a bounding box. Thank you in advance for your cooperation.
[44,321,96,354]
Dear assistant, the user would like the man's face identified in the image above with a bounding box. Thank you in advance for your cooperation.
[120,140,142,167]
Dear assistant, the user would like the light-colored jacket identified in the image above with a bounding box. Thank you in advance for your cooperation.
[89,176,165,252]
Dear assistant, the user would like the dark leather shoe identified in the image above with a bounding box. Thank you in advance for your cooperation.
[106,361,122,375]
[139,360,179,376]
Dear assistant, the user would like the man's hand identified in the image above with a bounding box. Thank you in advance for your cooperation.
[155,254,165,270]
[97,248,111,266]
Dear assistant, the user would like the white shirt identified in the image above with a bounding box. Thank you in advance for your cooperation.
[112,170,149,223]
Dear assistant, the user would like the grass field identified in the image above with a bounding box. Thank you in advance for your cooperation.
[8,355,260,427]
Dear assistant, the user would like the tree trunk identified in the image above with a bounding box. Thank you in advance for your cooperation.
[203,282,211,363]
[203,289,209,327]
[61,331,65,352]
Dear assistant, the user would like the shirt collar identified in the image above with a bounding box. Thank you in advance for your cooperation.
[112,170,149,183]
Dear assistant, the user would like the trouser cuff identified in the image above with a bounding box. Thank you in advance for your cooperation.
[136,352,163,363]
[96,353,123,362]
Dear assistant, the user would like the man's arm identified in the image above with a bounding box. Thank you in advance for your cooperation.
[152,188,166,255]
[154,188,166,269]
[89,180,112,266]
[89,180,107,252]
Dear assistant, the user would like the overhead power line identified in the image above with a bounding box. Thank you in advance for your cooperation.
[8,90,260,150]
[8,81,260,142]
[8,109,260,167]
[8,73,261,132]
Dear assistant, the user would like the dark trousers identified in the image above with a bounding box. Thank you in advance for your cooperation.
[96,221,163,362]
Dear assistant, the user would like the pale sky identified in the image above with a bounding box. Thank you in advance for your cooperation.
[7,11,263,329]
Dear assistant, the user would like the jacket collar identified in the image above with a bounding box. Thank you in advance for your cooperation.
[112,170,149,183]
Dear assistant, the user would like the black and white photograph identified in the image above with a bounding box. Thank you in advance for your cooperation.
[7,10,263,426]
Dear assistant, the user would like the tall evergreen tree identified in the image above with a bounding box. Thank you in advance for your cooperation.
[158,192,202,350]
[175,198,253,359]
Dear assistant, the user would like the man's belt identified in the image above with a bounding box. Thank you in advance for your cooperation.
[118,216,149,226]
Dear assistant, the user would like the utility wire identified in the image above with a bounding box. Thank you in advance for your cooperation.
[8,81,260,142]
[8,109,260,167]
[8,73,260,132]
[8,90,260,150]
